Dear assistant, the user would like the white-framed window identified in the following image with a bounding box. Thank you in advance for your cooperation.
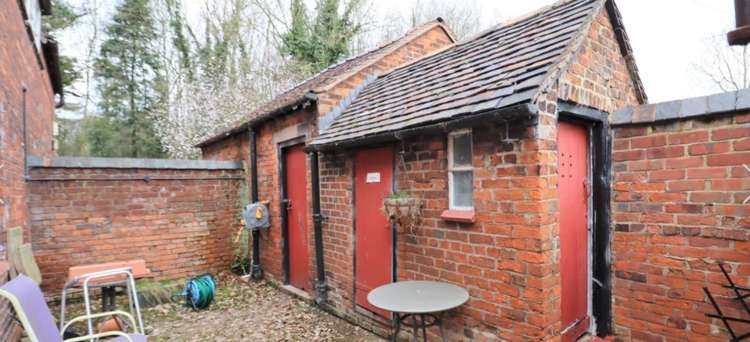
[448,129,473,210]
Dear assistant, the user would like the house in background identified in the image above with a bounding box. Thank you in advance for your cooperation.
[200,0,648,339]
[0,0,64,339]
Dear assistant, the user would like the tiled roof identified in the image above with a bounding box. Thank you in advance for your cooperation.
[196,19,455,147]
[310,0,611,147]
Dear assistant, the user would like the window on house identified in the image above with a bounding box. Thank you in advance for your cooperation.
[448,129,473,211]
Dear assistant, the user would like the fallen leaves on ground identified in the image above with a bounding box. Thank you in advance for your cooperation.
[142,274,383,341]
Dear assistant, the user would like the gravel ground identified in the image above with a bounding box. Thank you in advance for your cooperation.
[57,274,384,341]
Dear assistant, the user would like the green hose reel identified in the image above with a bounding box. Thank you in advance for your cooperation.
[175,273,216,310]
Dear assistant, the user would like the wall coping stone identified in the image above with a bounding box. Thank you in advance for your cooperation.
[613,88,750,125]
[28,156,243,170]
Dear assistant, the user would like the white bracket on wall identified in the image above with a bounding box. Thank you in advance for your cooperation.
[744,164,750,204]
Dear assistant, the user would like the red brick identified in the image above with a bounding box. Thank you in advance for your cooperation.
[615,127,648,138]
[649,170,685,181]
[687,167,728,179]
[737,113,750,123]
[712,127,750,141]
[688,142,730,155]
[646,146,684,159]
[664,156,704,169]
[631,135,667,148]
[706,153,750,166]
[666,180,705,191]
[613,150,644,161]
[667,131,709,145]
[689,192,732,203]
[734,138,750,151]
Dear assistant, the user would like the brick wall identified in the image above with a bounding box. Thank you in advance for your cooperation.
[205,107,316,286]
[318,151,355,311]
[0,0,57,250]
[611,112,750,341]
[1,1,58,339]
[200,25,454,292]
[27,163,244,291]
[559,9,641,114]
[316,25,454,116]
[316,117,562,341]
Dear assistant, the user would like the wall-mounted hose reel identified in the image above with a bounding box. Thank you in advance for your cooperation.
[243,202,270,230]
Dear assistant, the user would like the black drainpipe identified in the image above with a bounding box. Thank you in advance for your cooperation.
[249,128,263,280]
[22,85,28,179]
[310,151,328,303]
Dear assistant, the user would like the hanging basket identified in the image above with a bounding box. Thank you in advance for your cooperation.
[383,195,422,234]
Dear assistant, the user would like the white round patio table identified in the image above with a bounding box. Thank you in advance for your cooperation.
[368,281,469,342]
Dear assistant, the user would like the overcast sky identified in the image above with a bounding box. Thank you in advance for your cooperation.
[60,0,740,108]
[358,0,737,103]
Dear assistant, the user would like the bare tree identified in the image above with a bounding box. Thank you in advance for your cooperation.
[153,0,307,159]
[694,33,750,92]
[363,0,483,44]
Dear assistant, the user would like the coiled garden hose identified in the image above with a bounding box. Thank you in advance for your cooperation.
[174,273,216,310]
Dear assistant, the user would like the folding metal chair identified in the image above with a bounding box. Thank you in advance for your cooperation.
[0,274,146,342]
[60,267,144,337]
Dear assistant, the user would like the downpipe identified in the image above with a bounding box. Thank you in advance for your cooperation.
[249,129,263,280]
[310,151,328,304]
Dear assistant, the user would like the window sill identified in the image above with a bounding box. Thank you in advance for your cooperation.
[440,209,475,223]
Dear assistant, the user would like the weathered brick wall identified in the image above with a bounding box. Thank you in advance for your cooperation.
[316,25,454,116]
[0,0,57,249]
[318,151,355,310]
[611,112,750,341]
[27,165,244,291]
[205,107,317,286]
[396,121,558,341]
[317,117,557,341]
[200,25,455,293]
[559,7,642,113]
[1,2,58,339]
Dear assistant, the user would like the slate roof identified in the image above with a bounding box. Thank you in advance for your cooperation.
[311,0,638,148]
[196,19,455,147]
[613,88,750,126]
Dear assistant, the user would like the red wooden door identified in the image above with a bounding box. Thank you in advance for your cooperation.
[354,147,393,317]
[284,144,310,291]
[558,121,590,340]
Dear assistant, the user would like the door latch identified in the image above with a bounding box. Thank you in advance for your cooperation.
[282,199,292,210]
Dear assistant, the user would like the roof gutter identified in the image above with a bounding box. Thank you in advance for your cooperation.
[42,38,64,108]
[195,92,318,148]
[306,103,537,153]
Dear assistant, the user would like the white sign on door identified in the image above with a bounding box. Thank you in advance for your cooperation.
[366,172,381,183]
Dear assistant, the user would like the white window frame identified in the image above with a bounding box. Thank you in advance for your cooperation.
[448,129,474,211]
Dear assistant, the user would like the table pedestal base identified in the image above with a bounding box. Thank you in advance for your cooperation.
[392,312,446,342]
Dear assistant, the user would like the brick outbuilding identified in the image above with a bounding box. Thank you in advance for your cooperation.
[198,18,456,291]
[199,0,650,340]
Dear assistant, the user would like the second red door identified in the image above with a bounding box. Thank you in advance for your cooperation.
[354,147,394,317]
[558,121,590,341]
[284,144,310,291]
